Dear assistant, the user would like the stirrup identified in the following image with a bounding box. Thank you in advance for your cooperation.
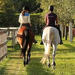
[60,40,63,45]
[40,41,43,45]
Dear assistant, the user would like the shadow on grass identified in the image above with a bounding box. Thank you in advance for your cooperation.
[32,44,44,52]
[26,57,54,75]
[0,59,9,75]
[0,67,6,75]
[8,43,20,51]
[58,43,75,54]
[56,56,75,60]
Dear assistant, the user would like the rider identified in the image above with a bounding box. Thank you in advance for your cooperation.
[18,6,37,44]
[40,5,63,44]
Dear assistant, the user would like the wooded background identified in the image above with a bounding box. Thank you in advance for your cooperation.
[0,0,75,28]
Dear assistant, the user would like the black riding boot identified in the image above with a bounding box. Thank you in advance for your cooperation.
[59,31,63,44]
[40,34,43,45]
[40,41,43,45]
[56,26,63,45]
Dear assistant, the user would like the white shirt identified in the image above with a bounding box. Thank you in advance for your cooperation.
[18,13,31,24]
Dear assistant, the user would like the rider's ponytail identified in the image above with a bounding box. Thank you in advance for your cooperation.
[22,6,29,16]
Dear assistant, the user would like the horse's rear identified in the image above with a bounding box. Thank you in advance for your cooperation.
[17,26,34,66]
[41,26,60,68]
[17,26,26,48]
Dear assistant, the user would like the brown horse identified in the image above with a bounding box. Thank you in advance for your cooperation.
[17,26,34,66]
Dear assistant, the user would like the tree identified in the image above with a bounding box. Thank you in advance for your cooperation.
[0,0,16,27]
[40,0,75,25]
[12,0,41,13]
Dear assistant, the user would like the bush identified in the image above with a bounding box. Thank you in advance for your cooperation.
[30,13,43,34]
[0,12,19,27]
[0,12,43,34]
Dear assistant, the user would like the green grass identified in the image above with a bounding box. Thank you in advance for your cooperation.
[0,35,75,75]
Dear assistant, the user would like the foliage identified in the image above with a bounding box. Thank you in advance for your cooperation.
[30,13,43,34]
[40,0,75,25]
[1,0,75,27]
[12,0,41,13]
[0,12,42,34]
[0,0,42,27]
[0,0,16,27]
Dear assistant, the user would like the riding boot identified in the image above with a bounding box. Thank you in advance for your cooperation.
[33,39,37,44]
[40,33,43,45]
[58,29,63,44]
[56,26,63,45]
[40,41,43,45]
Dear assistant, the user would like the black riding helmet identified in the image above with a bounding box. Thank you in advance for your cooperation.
[49,5,54,11]
[22,6,30,11]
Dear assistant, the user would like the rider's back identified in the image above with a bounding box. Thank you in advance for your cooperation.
[46,12,57,27]
[19,12,31,24]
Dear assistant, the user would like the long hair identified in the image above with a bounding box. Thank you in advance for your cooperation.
[22,6,29,16]
[22,10,26,16]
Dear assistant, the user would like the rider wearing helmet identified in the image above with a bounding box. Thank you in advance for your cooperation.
[18,6,37,44]
[18,6,31,30]
[46,5,63,44]
[40,5,63,45]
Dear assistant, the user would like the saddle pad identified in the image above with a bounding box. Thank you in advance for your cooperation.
[18,26,26,35]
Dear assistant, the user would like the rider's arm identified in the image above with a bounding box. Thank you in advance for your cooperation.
[45,15,47,25]
[45,14,49,26]
[55,16,60,28]
[55,14,59,26]
[18,13,22,24]
[56,17,58,25]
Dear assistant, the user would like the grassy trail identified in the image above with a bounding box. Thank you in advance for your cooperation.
[0,35,75,75]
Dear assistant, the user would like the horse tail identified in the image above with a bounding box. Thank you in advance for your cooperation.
[21,30,29,56]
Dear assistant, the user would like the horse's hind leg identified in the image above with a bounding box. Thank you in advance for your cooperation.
[22,44,28,66]
[41,43,50,67]
[46,43,50,67]
[22,30,29,66]
[52,44,57,68]
[26,43,32,64]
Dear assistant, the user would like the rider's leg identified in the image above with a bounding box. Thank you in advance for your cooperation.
[40,34,43,45]
[56,26,63,44]
[40,29,44,45]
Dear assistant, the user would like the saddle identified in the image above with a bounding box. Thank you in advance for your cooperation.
[17,26,26,37]
[17,26,34,46]
[17,26,27,45]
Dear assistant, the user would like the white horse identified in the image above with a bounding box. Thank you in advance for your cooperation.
[41,26,60,68]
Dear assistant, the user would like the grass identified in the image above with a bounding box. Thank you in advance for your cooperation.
[0,35,75,75]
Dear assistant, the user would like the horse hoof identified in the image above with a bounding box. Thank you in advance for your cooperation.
[51,62,56,69]
[48,63,50,68]
[52,62,56,66]
[24,61,26,66]
[52,65,55,70]
[26,61,28,64]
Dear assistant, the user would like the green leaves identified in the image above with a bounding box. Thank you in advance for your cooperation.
[40,0,75,25]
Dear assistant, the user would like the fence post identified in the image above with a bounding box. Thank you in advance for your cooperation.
[69,22,73,42]
[0,30,8,61]
[12,30,15,48]
[60,24,63,38]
